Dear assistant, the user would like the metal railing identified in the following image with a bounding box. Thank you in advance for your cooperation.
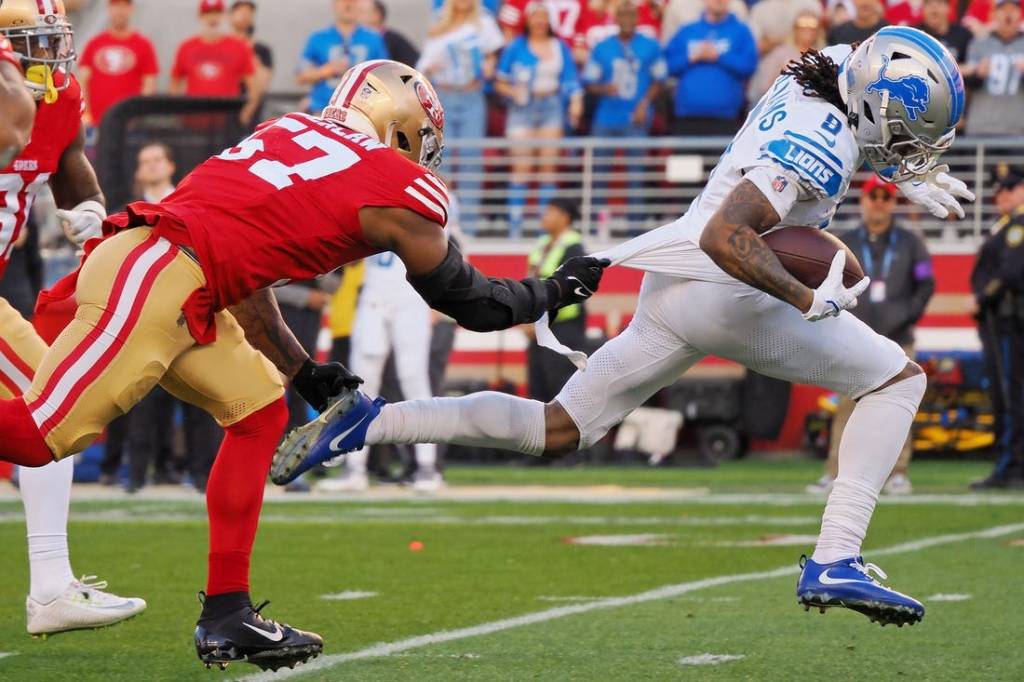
[443,136,1024,247]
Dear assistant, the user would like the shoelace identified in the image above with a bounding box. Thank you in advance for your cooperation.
[74,575,109,592]
[252,599,289,629]
[852,561,888,584]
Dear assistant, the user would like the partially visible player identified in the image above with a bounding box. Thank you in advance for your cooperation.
[0,37,33,166]
[321,251,443,493]
[0,59,605,670]
[0,0,146,636]
[279,28,973,628]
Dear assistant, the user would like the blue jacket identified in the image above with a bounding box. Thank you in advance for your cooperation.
[665,13,757,120]
[497,36,581,103]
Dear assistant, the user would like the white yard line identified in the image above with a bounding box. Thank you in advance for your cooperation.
[0,511,821,527]
[241,521,1024,681]
[320,591,378,601]
[3,487,1024,506]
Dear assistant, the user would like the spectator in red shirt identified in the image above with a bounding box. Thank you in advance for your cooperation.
[78,0,159,127]
[170,0,261,125]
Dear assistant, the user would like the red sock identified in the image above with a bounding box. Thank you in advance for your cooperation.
[0,398,54,467]
[205,398,288,596]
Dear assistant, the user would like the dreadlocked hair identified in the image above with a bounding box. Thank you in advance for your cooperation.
[782,47,853,117]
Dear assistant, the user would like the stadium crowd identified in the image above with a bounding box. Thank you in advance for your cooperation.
[74,0,1024,142]
[66,0,1024,237]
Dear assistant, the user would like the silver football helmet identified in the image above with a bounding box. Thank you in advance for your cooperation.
[840,26,965,182]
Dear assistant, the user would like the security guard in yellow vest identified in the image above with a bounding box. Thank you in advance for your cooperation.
[526,199,587,402]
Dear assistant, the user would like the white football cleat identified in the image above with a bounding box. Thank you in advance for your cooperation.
[315,471,370,493]
[805,473,835,496]
[27,576,146,636]
[412,469,445,494]
[883,473,913,496]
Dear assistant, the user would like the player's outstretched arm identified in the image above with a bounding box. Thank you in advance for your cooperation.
[362,206,608,332]
[699,180,815,313]
[0,58,34,167]
[229,288,361,412]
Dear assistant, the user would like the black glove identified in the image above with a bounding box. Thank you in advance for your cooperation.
[292,359,363,413]
[544,256,610,313]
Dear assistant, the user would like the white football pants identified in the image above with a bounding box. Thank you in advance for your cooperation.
[347,293,436,474]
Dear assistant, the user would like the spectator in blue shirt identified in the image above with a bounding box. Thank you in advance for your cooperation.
[665,0,757,136]
[418,0,504,231]
[297,0,389,113]
[496,3,582,237]
[584,1,666,223]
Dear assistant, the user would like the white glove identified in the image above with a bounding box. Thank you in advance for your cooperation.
[896,164,975,219]
[802,250,871,322]
[56,199,106,245]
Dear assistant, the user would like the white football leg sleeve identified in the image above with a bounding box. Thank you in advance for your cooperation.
[19,458,76,603]
[366,392,547,457]
[812,372,926,564]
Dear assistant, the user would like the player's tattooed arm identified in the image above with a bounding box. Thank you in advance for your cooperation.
[699,180,814,313]
[229,288,310,378]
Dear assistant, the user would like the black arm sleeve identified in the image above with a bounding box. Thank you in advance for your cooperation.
[408,242,556,332]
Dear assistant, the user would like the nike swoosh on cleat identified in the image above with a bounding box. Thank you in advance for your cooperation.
[818,570,866,586]
[328,413,372,453]
[573,286,591,298]
[243,622,285,642]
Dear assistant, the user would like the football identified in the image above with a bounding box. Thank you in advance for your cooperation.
[761,225,865,289]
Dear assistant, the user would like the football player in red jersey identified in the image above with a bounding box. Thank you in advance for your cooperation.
[0,58,607,671]
[0,0,146,636]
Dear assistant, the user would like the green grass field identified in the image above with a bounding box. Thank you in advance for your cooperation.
[1,459,1023,681]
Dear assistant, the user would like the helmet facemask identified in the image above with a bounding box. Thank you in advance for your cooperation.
[4,21,75,103]
[860,90,954,182]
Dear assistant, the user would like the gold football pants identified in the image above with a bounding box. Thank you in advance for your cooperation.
[23,228,284,459]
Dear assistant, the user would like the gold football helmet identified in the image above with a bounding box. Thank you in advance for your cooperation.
[0,0,75,102]
[322,59,445,171]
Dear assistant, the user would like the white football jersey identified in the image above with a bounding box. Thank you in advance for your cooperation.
[599,45,861,285]
[360,251,421,304]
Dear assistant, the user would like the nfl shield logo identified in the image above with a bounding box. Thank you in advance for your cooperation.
[772,175,789,193]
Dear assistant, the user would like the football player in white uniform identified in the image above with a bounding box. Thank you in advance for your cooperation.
[278,27,972,626]
[318,251,443,492]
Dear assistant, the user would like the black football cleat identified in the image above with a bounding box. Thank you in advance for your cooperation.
[194,591,323,672]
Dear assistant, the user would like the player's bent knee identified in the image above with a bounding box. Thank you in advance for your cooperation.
[542,401,581,456]
[877,360,924,391]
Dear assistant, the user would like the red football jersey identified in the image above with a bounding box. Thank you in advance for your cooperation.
[137,112,451,311]
[498,0,583,43]
[171,34,254,97]
[0,72,83,279]
[79,30,159,123]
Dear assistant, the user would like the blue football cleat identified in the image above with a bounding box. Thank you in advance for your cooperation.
[796,555,924,627]
[270,390,386,486]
